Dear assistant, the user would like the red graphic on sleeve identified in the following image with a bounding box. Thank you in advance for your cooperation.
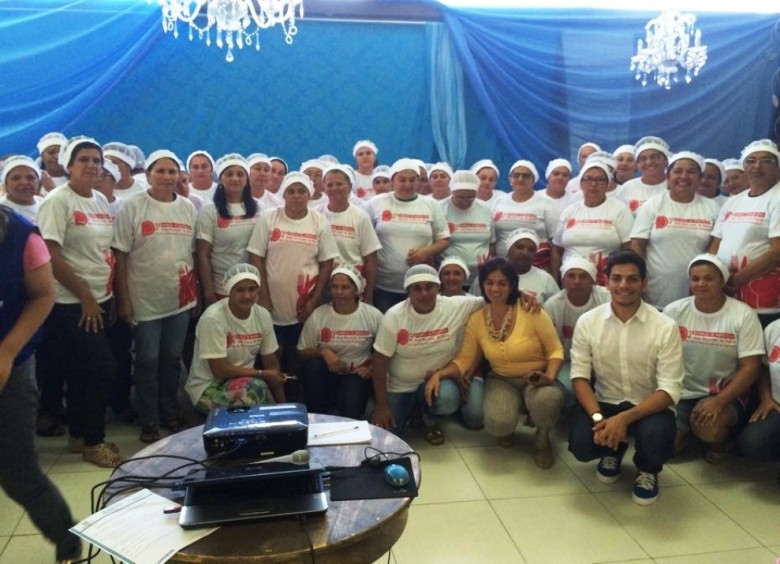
[381,210,393,222]
[217,216,230,229]
[141,221,156,237]
[448,222,455,234]
[678,325,689,342]
[655,216,669,229]
[493,211,503,221]
[629,200,640,212]
[320,327,333,343]
[270,227,282,242]
[178,265,198,307]
[562,325,574,339]
[769,346,780,363]
[566,218,576,229]
[397,329,410,345]
[73,211,89,225]
[226,333,235,348]
[357,187,367,198]
[104,250,116,295]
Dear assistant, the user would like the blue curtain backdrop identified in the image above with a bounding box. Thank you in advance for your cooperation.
[0,1,778,189]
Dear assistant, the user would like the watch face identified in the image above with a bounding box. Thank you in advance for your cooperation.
[591,413,603,423]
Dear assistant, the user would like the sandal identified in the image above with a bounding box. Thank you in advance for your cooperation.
[140,425,161,444]
[82,443,125,468]
[162,418,186,434]
[424,424,445,446]
[68,437,119,454]
[705,443,727,465]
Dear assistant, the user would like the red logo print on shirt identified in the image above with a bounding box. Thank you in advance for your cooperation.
[357,187,367,198]
[679,325,689,342]
[141,221,156,237]
[448,222,455,234]
[629,200,640,212]
[562,325,574,339]
[655,216,669,229]
[320,327,333,343]
[226,333,235,348]
[493,211,503,221]
[397,329,410,345]
[566,218,576,229]
[769,346,780,363]
[270,228,282,242]
[178,266,198,307]
[381,210,393,222]
[217,216,230,229]
[73,211,89,225]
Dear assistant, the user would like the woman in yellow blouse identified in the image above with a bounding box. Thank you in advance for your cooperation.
[427,257,565,468]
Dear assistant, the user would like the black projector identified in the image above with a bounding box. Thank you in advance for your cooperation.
[202,403,309,459]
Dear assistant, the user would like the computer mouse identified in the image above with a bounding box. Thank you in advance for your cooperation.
[384,464,410,488]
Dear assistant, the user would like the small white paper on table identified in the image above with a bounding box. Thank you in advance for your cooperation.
[71,488,217,564]
[308,420,372,446]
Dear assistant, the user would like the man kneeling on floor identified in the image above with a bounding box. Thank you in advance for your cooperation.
[567,250,684,505]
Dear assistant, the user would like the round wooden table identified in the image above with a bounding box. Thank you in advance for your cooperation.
[109,414,420,563]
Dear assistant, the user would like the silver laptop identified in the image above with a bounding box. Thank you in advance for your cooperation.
[178,462,328,528]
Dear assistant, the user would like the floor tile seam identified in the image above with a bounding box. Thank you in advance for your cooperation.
[485,498,529,564]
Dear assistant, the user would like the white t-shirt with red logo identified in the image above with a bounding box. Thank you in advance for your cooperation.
[247,207,340,326]
[113,192,198,321]
[256,191,282,211]
[321,203,382,270]
[196,202,259,295]
[1,195,42,224]
[439,197,494,284]
[353,171,375,200]
[373,295,484,393]
[365,193,450,293]
[711,183,780,313]
[614,178,668,216]
[492,192,557,269]
[543,286,611,359]
[185,299,279,405]
[518,266,560,304]
[553,198,634,286]
[297,302,383,370]
[663,296,765,400]
[764,319,780,402]
[631,192,720,308]
[37,186,115,304]
[541,190,580,224]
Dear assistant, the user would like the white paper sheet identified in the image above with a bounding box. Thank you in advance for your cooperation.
[71,488,218,564]
[307,420,372,446]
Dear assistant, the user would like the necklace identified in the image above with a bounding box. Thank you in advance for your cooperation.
[486,306,513,341]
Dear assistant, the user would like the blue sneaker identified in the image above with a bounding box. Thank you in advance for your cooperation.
[632,471,659,505]
[596,455,622,483]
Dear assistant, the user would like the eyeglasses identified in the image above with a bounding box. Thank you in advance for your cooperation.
[581,177,608,186]
[510,172,533,180]
[743,157,777,167]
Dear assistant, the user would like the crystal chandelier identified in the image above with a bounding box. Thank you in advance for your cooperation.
[150,0,304,62]
[630,11,707,90]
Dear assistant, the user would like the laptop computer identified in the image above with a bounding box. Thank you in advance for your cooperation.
[178,461,328,529]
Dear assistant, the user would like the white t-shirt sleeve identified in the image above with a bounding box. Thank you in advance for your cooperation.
[197,314,228,359]
[247,209,271,257]
[630,195,658,240]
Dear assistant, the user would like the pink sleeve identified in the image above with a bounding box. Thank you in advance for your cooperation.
[23,233,51,273]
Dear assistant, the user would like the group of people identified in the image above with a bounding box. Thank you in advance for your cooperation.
[0,131,777,564]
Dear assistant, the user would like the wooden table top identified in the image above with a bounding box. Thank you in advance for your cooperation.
[108,414,420,563]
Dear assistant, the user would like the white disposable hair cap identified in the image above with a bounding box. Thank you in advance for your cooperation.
[634,136,670,159]
[688,253,730,283]
[668,151,705,173]
[579,161,612,183]
[578,142,601,154]
[352,140,378,158]
[613,144,635,157]
[449,169,479,192]
[561,257,597,282]
[103,142,136,169]
[389,158,420,179]
[331,264,366,294]
[740,139,780,167]
[59,135,100,168]
[224,263,261,295]
[128,145,146,169]
[103,160,122,183]
[545,158,571,179]
[585,151,616,171]
[429,162,453,177]
[187,150,215,171]
[470,159,500,178]
[506,228,540,252]
[216,153,249,178]
[438,257,470,279]
[704,158,726,184]
[318,154,340,165]
[300,159,325,173]
[37,132,67,155]
[280,171,314,195]
[323,164,355,186]
[722,158,743,172]
[1,155,40,185]
[247,153,271,167]
[372,169,391,181]
[403,264,440,289]
[145,149,181,171]
[509,159,539,183]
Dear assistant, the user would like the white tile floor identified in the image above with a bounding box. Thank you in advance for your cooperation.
[3,415,779,564]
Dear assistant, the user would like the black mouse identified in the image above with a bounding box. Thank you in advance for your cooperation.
[384,464,410,488]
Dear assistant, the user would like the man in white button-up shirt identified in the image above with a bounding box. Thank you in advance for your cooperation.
[567,250,684,505]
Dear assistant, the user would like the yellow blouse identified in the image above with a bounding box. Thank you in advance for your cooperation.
[452,305,564,378]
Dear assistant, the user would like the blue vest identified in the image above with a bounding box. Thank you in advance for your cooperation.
[0,209,40,365]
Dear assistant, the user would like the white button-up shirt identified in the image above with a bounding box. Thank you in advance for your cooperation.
[570,300,683,406]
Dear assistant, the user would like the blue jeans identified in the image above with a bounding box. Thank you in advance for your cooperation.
[132,310,190,426]
[300,358,374,420]
[386,379,461,436]
[460,376,484,430]
[738,410,780,461]
[568,401,676,474]
[0,356,79,556]
[373,288,406,314]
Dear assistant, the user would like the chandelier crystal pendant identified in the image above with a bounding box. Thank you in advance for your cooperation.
[151,0,304,62]
[630,10,707,90]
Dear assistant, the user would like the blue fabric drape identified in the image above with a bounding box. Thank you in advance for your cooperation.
[440,6,780,170]
[427,22,467,168]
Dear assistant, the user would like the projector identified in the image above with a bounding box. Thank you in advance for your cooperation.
[202,403,309,459]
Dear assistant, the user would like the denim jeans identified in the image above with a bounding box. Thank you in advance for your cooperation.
[299,358,374,420]
[106,318,134,414]
[386,379,461,436]
[36,302,115,445]
[568,401,676,473]
[737,410,780,461]
[373,288,406,314]
[132,310,190,426]
[0,356,78,553]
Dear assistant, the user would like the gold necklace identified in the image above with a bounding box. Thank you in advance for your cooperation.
[486,306,513,341]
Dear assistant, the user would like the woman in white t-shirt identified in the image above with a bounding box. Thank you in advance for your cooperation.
[36,136,124,468]
[0,155,44,223]
[268,157,288,196]
[614,136,670,216]
[247,172,340,375]
[663,254,764,463]
[492,159,558,270]
[631,152,720,309]
[470,159,502,205]
[552,161,633,285]
[186,264,286,413]
[352,140,378,200]
[114,150,199,444]
[247,153,282,210]
[541,158,576,221]
[196,154,259,307]
[297,266,383,419]
[428,162,453,201]
[439,257,470,297]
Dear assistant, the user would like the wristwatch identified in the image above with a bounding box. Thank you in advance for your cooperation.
[591,412,604,424]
